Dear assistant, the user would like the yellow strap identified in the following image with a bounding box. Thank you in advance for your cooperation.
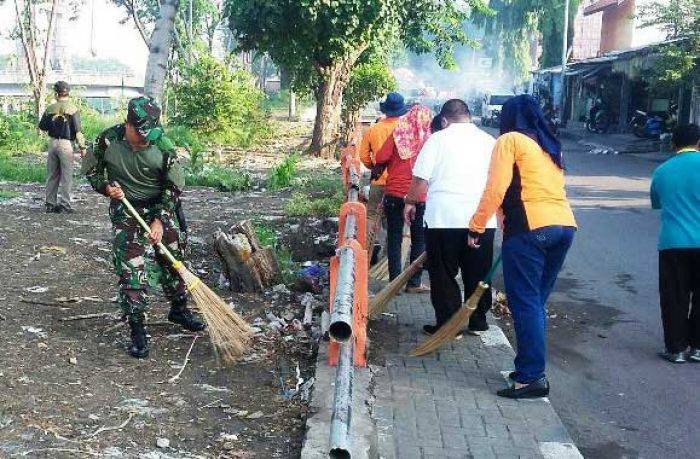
[172,260,183,270]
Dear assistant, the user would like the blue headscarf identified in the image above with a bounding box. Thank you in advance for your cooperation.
[499,94,563,168]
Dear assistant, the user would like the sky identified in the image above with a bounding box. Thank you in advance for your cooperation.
[0,0,149,78]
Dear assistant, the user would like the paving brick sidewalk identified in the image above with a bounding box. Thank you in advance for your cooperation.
[368,291,582,459]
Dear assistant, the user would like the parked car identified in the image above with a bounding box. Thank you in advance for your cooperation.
[481,94,514,127]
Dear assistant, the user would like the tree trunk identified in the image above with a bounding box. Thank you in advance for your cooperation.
[310,69,347,158]
[288,90,297,121]
[340,109,360,147]
[144,0,179,104]
[309,46,367,158]
[214,221,281,293]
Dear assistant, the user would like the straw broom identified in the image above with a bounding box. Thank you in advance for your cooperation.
[369,252,427,317]
[369,225,411,282]
[120,196,251,362]
[410,255,502,357]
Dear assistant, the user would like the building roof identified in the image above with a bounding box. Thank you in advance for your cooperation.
[583,0,623,16]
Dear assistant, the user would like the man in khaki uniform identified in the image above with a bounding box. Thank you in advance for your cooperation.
[38,81,86,213]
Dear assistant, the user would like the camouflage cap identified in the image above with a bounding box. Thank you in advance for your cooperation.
[127,96,164,142]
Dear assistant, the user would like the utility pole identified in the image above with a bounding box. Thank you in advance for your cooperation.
[559,0,570,125]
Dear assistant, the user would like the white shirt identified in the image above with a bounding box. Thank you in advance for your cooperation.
[412,122,498,229]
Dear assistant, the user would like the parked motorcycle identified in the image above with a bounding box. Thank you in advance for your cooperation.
[629,104,677,139]
[586,108,611,133]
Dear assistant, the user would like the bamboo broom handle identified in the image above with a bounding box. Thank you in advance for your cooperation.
[119,195,179,267]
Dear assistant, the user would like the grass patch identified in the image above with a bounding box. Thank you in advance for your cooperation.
[291,173,343,195]
[267,153,299,190]
[184,164,252,191]
[285,190,343,217]
[0,154,46,183]
[254,222,298,285]
[0,190,21,200]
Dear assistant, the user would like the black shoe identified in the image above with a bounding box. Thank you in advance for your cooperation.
[45,203,60,213]
[168,302,206,332]
[57,204,74,214]
[507,371,518,381]
[658,351,686,363]
[128,321,149,359]
[497,378,550,399]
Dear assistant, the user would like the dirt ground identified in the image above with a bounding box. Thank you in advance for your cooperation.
[0,125,340,459]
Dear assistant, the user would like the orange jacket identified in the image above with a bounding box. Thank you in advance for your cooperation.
[359,117,399,186]
[470,132,576,239]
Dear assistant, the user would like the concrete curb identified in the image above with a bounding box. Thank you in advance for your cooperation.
[301,343,377,458]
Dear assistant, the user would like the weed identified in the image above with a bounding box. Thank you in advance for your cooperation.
[184,164,252,192]
[285,190,343,217]
[0,154,46,183]
[291,173,342,195]
[254,222,298,285]
[0,190,21,200]
[267,153,299,190]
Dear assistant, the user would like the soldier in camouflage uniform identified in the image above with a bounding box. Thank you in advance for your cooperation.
[83,96,204,358]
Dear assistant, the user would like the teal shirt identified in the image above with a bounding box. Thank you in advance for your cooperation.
[650,150,700,250]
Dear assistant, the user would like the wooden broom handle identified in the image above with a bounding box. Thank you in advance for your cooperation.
[119,194,179,266]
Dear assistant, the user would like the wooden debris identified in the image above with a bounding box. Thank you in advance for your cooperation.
[214,220,281,293]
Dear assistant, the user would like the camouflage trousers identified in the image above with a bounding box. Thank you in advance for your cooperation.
[110,201,187,322]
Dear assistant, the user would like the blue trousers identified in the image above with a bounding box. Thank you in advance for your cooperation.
[502,226,575,384]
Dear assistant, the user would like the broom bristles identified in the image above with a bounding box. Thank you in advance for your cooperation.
[369,252,427,317]
[409,282,489,357]
[369,229,411,282]
[176,265,252,363]
[369,257,389,281]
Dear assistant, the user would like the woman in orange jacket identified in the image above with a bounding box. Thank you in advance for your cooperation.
[468,95,577,399]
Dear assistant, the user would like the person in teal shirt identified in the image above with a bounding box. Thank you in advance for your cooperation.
[650,124,700,363]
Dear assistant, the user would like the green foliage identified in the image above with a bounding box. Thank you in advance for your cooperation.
[0,154,46,183]
[184,164,252,191]
[479,0,580,73]
[285,190,343,217]
[266,153,299,190]
[254,222,298,284]
[0,112,46,155]
[638,0,699,87]
[0,190,22,200]
[170,54,269,147]
[227,0,492,115]
[291,172,343,195]
[343,60,397,116]
[80,107,123,144]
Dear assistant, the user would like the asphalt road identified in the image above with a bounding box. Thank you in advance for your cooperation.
[538,138,697,459]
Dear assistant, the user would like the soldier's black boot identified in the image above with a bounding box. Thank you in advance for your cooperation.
[128,319,149,358]
[168,297,206,332]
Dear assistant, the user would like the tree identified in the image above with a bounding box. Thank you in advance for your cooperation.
[477,0,581,76]
[144,0,179,102]
[340,59,397,145]
[639,0,699,88]
[113,0,228,102]
[11,0,60,119]
[227,0,491,158]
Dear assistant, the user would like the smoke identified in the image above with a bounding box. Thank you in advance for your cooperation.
[392,45,523,103]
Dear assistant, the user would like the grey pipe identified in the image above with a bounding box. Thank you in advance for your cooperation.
[329,340,354,458]
[329,246,355,342]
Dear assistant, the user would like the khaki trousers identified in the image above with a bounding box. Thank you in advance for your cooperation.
[45,139,74,209]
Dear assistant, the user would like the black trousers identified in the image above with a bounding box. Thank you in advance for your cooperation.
[659,249,700,353]
[426,228,495,327]
[383,195,426,288]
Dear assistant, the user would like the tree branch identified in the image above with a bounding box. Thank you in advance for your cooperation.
[41,0,60,80]
[127,0,151,46]
[13,0,37,84]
